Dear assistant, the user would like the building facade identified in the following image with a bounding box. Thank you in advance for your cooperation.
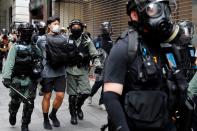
[29,0,193,40]
[0,0,30,31]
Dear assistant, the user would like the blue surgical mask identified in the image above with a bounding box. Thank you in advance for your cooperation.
[52,25,60,33]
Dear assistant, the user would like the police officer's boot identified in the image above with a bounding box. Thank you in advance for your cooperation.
[8,99,21,126]
[77,94,89,120]
[21,101,34,131]
[69,95,77,125]
[21,124,29,131]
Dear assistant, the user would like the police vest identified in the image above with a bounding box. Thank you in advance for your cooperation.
[69,34,90,67]
[13,42,34,76]
[94,35,113,55]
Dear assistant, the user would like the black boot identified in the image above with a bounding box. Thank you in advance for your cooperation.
[9,112,17,126]
[69,95,78,125]
[21,101,34,126]
[21,124,29,131]
[77,94,89,120]
[49,108,60,127]
[8,98,20,126]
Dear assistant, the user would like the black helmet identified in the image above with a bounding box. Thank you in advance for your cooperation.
[101,21,112,35]
[17,23,34,42]
[35,21,46,29]
[69,19,84,29]
[178,20,195,38]
[126,0,174,16]
[17,23,34,32]
[35,21,46,35]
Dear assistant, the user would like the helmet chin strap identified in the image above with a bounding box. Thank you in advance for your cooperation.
[165,24,180,43]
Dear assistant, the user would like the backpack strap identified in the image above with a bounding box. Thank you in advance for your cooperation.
[127,28,139,64]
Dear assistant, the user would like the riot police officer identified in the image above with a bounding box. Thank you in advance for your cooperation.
[103,0,190,131]
[88,21,113,109]
[2,23,42,131]
[32,21,46,43]
[66,19,100,125]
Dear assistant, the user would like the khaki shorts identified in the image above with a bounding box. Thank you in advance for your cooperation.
[67,73,91,95]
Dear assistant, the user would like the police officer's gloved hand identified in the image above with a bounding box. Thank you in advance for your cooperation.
[94,66,102,74]
[2,78,12,88]
[173,70,188,92]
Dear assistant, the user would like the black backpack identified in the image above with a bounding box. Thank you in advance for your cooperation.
[45,34,71,68]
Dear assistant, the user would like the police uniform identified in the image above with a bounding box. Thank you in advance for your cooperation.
[2,41,42,130]
[66,33,99,124]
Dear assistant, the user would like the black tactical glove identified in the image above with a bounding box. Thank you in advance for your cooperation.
[2,78,12,88]
[94,66,103,74]
[173,70,188,92]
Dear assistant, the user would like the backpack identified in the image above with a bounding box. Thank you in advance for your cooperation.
[45,34,70,68]
[123,29,169,130]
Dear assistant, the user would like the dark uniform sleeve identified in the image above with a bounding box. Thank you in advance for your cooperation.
[104,39,128,84]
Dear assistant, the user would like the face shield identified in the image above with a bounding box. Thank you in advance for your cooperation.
[134,0,176,12]
[101,22,112,35]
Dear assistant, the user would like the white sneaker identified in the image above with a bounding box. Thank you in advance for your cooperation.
[99,104,106,111]
[88,97,92,104]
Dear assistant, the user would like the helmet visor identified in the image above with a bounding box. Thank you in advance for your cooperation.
[134,0,176,12]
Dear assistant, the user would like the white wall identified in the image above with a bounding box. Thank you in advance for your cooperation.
[192,0,197,28]
[12,0,30,22]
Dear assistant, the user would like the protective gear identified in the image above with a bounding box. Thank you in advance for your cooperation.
[178,20,195,45]
[127,0,181,43]
[13,44,34,76]
[69,95,78,125]
[21,101,34,125]
[69,19,85,30]
[21,124,29,131]
[2,78,12,88]
[8,98,21,125]
[76,94,89,120]
[18,23,34,43]
[101,21,112,35]
[71,28,82,39]
[51,25,60,34]
[35,21,46,35]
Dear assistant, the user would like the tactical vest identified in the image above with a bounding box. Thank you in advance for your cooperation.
[13,42,34,76]
[69,34,90,67]
[118,29,168,130]
[94,35,113,55]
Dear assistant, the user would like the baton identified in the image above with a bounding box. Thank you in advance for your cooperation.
[9,85,32,105]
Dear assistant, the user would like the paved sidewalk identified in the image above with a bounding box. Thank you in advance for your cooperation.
[0,75,107,131]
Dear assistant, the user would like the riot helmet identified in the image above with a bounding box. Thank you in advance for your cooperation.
[35,21,46,35]
[101,21,112,35]
[69,19,84,39]
[177,20,196,45]
[17,23,34,43]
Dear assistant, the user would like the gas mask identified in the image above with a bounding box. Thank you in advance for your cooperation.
[134,0,180,43]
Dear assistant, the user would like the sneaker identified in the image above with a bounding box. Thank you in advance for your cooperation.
[99,104,106,111]
[21,124,29,131]
[9,113,16,126]
[49,114,60,127]
[87,97,92,104]
[43,120,52,130]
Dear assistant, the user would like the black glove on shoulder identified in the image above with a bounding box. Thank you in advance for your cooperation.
[2,78,12,88]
